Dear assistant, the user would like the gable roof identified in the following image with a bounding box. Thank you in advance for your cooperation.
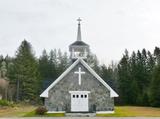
[40,58,119,98]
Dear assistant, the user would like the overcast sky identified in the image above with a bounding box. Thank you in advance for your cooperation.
[0,0,160,65]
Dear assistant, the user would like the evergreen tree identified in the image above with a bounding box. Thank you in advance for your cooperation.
[147,51,155,73]
[49,49,58,79]
[87,53,100,74]
[14,40,40,102]
[149,64,160,107]
[154,47,160,64]
[118,50,135,104]
[39,50,50,79]
[129,51,139,105]
[140,49,150,105]
[57,49,69,75]
[100,64,118,91]
[149,47,160,107]
[134,50,146,105]
[0,61,7,78]
[0,55,3,64]
[39,49,69,91]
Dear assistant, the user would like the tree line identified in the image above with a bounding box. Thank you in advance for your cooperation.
[0,40,160,107]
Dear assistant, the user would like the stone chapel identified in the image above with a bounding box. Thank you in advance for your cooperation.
[40,18,118,114]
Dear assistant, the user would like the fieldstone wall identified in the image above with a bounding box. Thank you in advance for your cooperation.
[45,62,114,112]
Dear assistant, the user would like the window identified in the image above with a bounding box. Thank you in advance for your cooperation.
[81,95,83,98]
[85,95,87,98]
[73,95,75,98]
[76,95,79,98]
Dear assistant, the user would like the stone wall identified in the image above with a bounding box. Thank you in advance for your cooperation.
[45,62,114,112]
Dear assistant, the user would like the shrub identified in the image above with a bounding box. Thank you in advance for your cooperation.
[0,100,10,106]
[35,106,47,115]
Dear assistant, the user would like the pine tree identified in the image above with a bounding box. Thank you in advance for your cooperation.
[100,64,118,91]
[118,50,134,104]
[39,49,69,91]
[129,51,139,105]
[39,50,50,79]
[14,40,40,102]
[57,49,69,75]
[87,53,100,74]
[49,49,58,79]
[149,47,160,107]
[0,61,7,78]
[154,47,160,64]
[141,49,150,105]
[149,64,160,107]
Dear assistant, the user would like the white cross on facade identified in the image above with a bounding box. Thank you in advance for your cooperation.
[74,67,85,85]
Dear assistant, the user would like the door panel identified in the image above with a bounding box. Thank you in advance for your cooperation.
[71,93,89,112]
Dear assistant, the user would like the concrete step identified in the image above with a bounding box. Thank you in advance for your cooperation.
[65,113,96,117]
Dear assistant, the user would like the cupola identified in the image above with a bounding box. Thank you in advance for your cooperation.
[69,18,90,62]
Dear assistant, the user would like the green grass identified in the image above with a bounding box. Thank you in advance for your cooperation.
[24,111,65,117]
[23,110,36,117]
[0,105,36,117]
[96,106,160,117]
[45,113,65,117]
[1,105,160,117]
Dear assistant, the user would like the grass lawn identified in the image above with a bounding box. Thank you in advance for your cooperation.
[24,111,65,117]
[1,105,160,117]
[0,104,36,117]
[97,106,160,117]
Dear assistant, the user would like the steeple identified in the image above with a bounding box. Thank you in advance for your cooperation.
[69,18,90,62]
[77,18,82,41]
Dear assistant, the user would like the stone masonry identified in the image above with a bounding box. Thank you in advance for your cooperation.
[44,61,114,112]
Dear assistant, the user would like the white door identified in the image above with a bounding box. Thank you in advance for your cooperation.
[69,91,90,112]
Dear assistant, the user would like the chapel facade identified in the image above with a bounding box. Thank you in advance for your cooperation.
[40,18,118,113]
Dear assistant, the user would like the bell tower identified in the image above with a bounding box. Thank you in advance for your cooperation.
[69,18,90,62]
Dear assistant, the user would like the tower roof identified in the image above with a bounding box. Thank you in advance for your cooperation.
[70,40,89,46]
[77,17,82,41]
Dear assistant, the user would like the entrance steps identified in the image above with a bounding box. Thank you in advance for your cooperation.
[65,113,96,117]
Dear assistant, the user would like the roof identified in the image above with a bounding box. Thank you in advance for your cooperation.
[69,41,89,47]
[40,58,119,98]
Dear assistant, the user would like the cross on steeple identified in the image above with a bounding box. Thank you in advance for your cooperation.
[77,17,82,24]
[74,67,85,85]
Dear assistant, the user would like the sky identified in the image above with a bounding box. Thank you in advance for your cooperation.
[0,0,160,65]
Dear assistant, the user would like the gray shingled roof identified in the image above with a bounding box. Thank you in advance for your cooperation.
[70,41,89,46]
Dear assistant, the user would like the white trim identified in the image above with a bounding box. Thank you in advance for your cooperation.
[40,58,118,98]
[69,91,90,94]
[47,111,65,113]
[40,59,80,97]
[72,56,87,59]
[96,111,114,114]
[80,59,119,97]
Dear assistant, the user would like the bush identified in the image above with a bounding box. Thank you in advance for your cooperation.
[0,100,11,106]
[35,106,47,115]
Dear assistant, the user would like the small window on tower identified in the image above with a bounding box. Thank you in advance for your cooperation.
[81,95,83,98]
[73,95,75,98]
[85,95,87,98]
